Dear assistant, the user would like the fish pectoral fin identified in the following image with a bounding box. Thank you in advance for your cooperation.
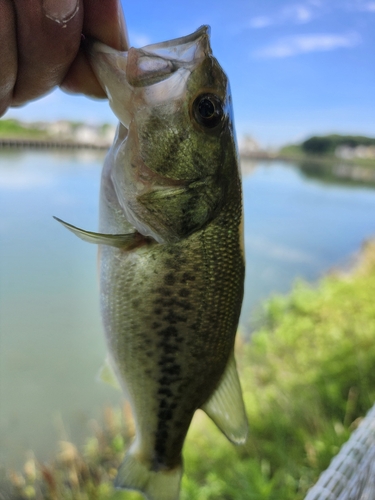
[53,216,138,249]
[97,356,121,390]
[201,351,248,445]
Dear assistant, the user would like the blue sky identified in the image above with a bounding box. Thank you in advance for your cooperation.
[4,0,375,147]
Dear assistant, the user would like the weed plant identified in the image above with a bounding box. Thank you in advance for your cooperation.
[3,242,375,500]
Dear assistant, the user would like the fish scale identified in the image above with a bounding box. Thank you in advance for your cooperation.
[55,26,248,500]
[99,188,243,467]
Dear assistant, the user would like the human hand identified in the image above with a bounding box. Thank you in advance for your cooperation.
[0,0,129,117]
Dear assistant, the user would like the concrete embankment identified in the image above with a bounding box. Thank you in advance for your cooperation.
[0,138,110,150]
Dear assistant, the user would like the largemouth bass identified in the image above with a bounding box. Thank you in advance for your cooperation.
[56,26,247,500]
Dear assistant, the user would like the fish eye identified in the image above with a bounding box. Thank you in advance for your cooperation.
[192,93,224,129]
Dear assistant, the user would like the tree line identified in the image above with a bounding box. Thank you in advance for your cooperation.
[302,134,375,155]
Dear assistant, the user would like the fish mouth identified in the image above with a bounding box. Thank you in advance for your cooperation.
[127,25,212,87]
[86,25,211,69]
[85,26,212,127]
[131,25,211,63]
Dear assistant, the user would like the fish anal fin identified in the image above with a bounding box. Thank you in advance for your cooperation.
[115,451,182,500]
[201,351,248,445]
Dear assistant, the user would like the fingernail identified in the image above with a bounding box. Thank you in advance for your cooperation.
[43,0,79,24]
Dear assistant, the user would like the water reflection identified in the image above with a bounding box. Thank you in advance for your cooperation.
[1,151,375,468]
[241,160,375,330]
[295,158,375,187]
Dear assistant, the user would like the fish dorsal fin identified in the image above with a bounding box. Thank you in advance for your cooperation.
[97,356,121,390]
[201,351,248,444]
[53,216,138,248]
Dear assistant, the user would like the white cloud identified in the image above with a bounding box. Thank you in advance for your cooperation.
[249,16,274,29]
[282,4,315,23]
[361,1,375,10]
[345,0,375,11]
[248,0,375,30]
[248,2,318,29]
[253,32,361,58]
[129,32,152,48]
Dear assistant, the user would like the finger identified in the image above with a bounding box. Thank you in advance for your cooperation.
[82,0,129,51]
[12,0,84,106]
[59,47,107,98]
[0,0,17,116]
[61,0,129,97]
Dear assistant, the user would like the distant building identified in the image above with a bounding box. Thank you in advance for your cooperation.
[46,120,72,138]
[74,124,115,146]
[238,135,261,156]
[335,145,375,160]
[44,120,116,147]
[101,125,117,145]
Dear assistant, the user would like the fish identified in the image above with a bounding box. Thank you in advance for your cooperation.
[55,25,247,500]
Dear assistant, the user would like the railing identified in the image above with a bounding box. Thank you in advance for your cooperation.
[305,402,375,499]
[0,138,110,150]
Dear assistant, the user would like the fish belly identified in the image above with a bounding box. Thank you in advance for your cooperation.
[99,217,244,470]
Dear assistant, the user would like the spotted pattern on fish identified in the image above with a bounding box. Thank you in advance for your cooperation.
[83,26,247,499]
[138,110,223,181]
[99,168,243,470]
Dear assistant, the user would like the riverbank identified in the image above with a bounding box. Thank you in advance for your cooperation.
[240,151,375,185]
[0,138,109,150]
[242,149,375,168]
[2,140,374,185]
[2,239,375,499]
[0,119,114,150]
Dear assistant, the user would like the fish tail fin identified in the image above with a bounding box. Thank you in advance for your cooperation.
[114,451,182,500]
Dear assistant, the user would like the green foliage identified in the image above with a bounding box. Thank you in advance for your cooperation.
[3,243,375,499]
[280,134,375,158]
[302,134,375,155]
[279,135,375,176]
[182,240,375,499]
[0,119,113,141]
[0,119,46,138]
[279,144,305,158]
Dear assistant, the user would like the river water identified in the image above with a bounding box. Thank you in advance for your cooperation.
[1,150,375,468]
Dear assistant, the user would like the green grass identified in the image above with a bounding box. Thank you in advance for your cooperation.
[182,241,375,499]
[3,241,375,499]
[0,119,47,139]
[279,144,306,158]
